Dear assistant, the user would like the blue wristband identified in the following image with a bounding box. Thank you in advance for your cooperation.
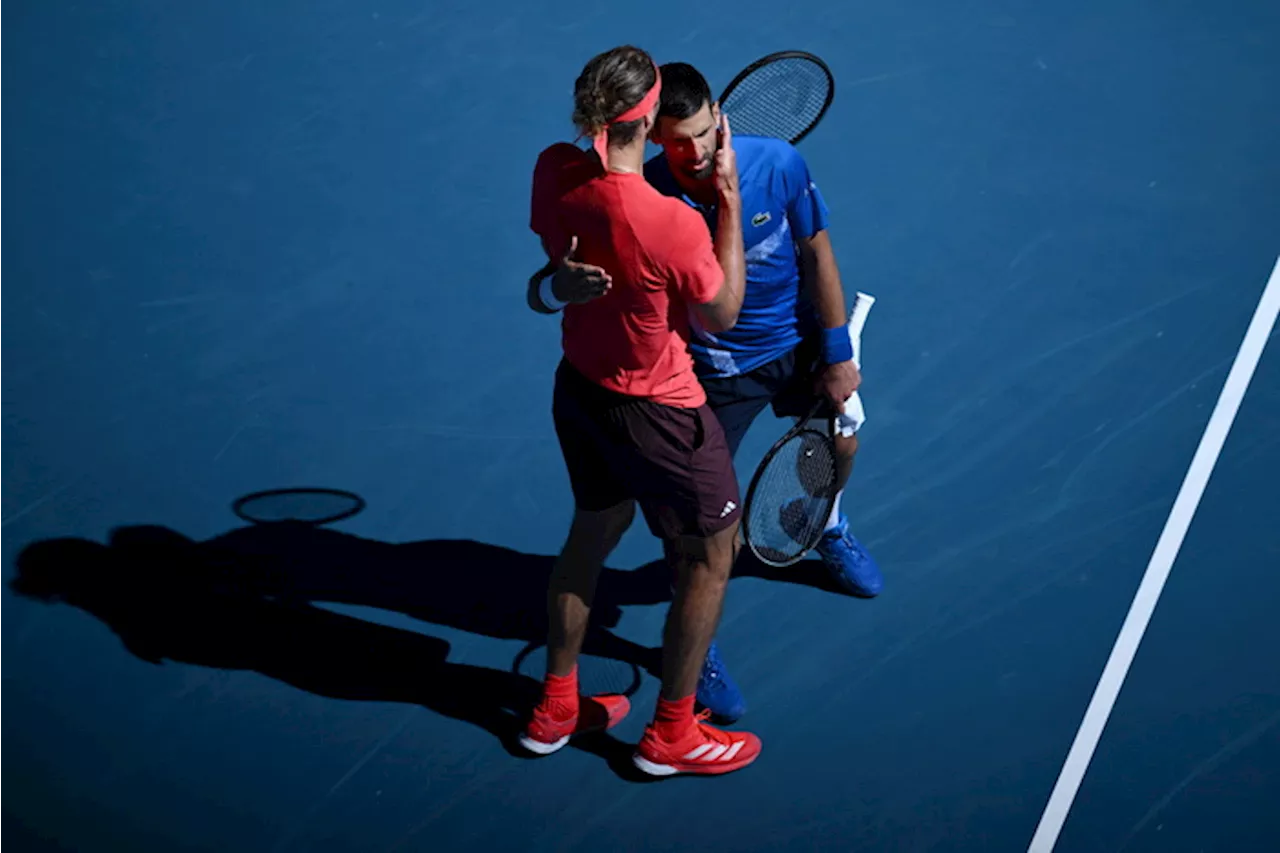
[820,325,854,364]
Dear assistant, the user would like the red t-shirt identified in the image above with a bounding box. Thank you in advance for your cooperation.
[530,142,723,408]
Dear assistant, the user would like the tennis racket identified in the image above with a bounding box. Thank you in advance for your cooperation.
[717,50,835,145]
[741,292,875,567]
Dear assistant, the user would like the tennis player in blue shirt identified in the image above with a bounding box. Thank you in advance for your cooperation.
[533,61,882,724]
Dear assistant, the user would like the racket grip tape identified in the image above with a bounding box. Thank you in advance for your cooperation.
[849,291,875,337]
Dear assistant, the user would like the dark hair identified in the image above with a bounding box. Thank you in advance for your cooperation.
[656,62,713,121]
[572,46,658,147]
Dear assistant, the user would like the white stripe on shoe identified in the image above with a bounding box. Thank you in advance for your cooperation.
[683,743,716,760]
[633,736,751,775]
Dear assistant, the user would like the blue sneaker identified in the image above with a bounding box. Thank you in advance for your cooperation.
[816,514,883,597]
[696,642,746,723]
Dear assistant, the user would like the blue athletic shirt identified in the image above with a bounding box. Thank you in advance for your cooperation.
[643,134,831,378]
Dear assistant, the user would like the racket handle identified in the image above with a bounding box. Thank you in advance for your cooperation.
[848,291,876,337]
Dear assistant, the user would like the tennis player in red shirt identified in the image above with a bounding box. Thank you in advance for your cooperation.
[519,45,762,777]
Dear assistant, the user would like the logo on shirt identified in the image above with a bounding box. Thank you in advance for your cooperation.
[751,211,772,227]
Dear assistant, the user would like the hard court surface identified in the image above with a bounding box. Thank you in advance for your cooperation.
[4,1,1279,850]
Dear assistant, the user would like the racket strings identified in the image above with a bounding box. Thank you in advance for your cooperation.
[720,58,831,143]
[746,430,839,564]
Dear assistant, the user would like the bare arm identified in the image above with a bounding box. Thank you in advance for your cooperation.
[691,115,745,333]
[693,193,745,332]
[800,229,861,404]
[800,230,845,328]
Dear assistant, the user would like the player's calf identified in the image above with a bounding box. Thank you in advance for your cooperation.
[545,501,636,676]
[633,524,761,776]
[524,501,637,756]
[833,431,858,489]
[659,525,734,701]
[661,538,747,723]
[778,426,883,596]
[808,425,882,595]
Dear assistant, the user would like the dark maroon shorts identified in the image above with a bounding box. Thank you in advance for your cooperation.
[552,359,742,541]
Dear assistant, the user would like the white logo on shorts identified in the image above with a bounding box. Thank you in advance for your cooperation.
[720,500,738,518]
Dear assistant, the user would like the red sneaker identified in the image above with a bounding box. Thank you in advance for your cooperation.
[632,710,762,776]
[518,694,631,755]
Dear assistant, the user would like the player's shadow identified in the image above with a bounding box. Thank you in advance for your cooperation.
[191,504,844,622]
[8,524,660,777]
[189,519,675,666]
[8,488,839,778]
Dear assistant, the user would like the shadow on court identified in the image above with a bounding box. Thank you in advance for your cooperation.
[9,489,841,780]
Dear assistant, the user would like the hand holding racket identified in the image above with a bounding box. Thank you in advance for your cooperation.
[742,292,874,567]
[815,357,861,412]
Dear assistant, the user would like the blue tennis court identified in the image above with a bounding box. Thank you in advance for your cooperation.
[4,1,1279,850]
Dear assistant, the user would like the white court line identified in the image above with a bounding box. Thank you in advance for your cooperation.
[1028,254,1280,853]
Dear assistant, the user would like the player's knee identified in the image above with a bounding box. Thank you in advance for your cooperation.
[604,501,638,537]
[666,534,703,567]
[668,523,736,582]
[570,500,636,552]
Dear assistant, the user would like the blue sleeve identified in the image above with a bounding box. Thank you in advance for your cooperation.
[779,144,830,241]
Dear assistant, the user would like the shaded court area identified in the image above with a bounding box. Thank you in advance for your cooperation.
[4,0,1279,850]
